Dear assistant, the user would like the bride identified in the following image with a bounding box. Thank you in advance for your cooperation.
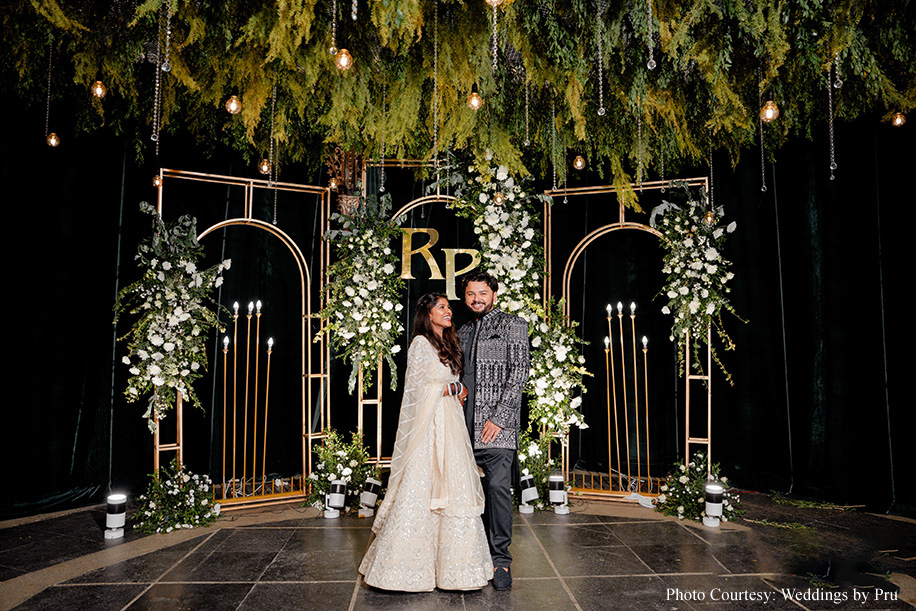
[359,292,493,591]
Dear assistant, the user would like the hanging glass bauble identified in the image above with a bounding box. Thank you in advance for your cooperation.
[335,49,353,70]
[91,80,107,98]
[225,95,242,114]
[760,100,779,123]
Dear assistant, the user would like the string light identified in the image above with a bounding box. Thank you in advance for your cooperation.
[524,81,530,145]
[335,48,353,70]
[91,80,107,98]
[225,95,241,114]
[760,99,779,122]
[467,83,483,110]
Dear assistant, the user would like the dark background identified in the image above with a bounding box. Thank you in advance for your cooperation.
[2,90,913,519]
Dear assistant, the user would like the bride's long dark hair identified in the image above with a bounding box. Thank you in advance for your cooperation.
[413,292,463,377]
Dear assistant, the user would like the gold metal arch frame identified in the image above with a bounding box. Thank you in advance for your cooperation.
[155,168,331,509]
[346,158,463,467]
[543,177,712,501]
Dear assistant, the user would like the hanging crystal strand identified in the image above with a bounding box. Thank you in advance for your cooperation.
[597,0,606,116]
[45,41,53,142]
[637,102,644,192]
[268,84,279,224]
[833,53,843,89]
[551,97,557,193]
[524,81,530,145]
[659,144,665,192]
[329,0,338,54]
[827,64,837,181]
[161,0,172,73]
[380,86,387,192]
[563,133,568,204]
[646,0,656,70]
[351,0,357,20]
[708,130,714,208]
[491,3,498,73]
[758,69,767,192]
[432,0,439,169]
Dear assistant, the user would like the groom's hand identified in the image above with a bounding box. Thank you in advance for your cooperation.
[481,419,502,443]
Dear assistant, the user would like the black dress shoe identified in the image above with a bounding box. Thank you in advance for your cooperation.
[493,567,512,591]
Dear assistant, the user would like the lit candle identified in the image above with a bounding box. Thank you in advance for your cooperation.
[605,304,612,317]
[268,338,274,351]
[223,336,229,349]
[630,302,636,315]
[617,301,623,314]
[256,300,262,313]
[233,302,239,315]
[604,336,610,350]
[248,301,254,315]
[642,336,648,348]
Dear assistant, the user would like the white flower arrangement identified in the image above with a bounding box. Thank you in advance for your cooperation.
[650,182,741,384]
[306,429,379,512]
[319,191,405,393]
[115,203,230,431]
[436,155,591,439]
[134,458,220,534]
[654,452,742,522]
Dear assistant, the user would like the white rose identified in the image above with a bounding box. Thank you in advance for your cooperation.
[727,221,737,233]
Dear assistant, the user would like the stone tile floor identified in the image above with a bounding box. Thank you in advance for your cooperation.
[1,493,913,610]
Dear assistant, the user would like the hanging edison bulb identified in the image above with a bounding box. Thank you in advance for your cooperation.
[485,0,504,6]
[46,132,60,147]
[152,175,162,187]
[90,80,107,98]
[704,211,716,225]
[467,84,483,110]
[329,177,339,191]
[225,95,242,114]
[258,159,272,175]
[493,192,505,205]
[573,155,586,170]
[891,112,906,127]
[760,99,779,123]
[335,49,353,70]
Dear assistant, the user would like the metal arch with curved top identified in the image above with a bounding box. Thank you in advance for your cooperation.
[560,222,664,319]
[391,193,459,222]
[154,167,331,508]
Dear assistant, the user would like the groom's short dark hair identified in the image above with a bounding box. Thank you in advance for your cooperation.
[461,271,498,293]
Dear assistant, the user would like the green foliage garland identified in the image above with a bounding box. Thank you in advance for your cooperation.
[6,1,912,200]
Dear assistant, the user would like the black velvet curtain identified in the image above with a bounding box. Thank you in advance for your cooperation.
[3,93,912,520]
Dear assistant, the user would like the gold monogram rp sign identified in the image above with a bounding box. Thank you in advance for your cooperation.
[399,229,481,300]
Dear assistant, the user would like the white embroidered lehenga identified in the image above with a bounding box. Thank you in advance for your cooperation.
[359,336,493,591]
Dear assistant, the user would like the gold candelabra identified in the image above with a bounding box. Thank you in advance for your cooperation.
[603,301,654,494]
[222,299,276,500]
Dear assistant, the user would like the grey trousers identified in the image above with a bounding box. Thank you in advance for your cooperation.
[475,448,516,568]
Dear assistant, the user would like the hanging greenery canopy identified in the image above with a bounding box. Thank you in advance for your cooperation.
[6,0,914,204]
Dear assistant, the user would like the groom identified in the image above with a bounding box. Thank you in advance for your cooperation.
[458,271,529,591]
